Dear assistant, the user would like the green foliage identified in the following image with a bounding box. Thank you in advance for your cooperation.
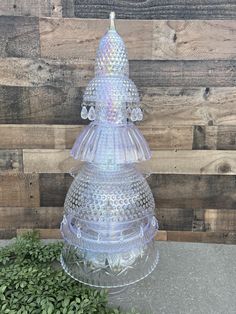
[0,232,136,314]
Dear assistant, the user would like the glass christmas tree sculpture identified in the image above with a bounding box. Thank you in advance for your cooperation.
[60,12,159,288]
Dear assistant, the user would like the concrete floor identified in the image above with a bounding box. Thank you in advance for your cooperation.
[109,242,236,314]
[1,240,235,314]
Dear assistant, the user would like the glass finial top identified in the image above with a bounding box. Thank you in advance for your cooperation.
[109,12,116,30]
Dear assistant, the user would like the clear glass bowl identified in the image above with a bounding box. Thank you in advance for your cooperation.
[61,239,159,288]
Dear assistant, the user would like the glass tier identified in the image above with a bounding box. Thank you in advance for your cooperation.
[71,122,151,164]
[61,239,159,288]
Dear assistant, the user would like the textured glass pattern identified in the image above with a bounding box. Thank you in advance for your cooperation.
[61,12,159,288]
[71,122,151,164]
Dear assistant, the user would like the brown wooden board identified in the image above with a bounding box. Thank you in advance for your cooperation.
[0,16,40,58]
[193,208,236,232]
[23,149,236,175]
[167,231,236,244]
[149,174,236,210]
[1,59,236,88]
[0,207,63,229]
[40,19,236,60]
[0,0,53,17]
[39,173,72,207]
[157,208,194,231]
[0,149,23,172]
[193,125,236,150]
[0,229,16,239]
[17,228,61,239]
[157,208,236,232]
[0,86,85,124]
[0,124,193,150]
[37,173,236,210]
[1,86,236,126]
[62,0,236,20]
[39,18,153,60]
[129,60,236,88]
[0,174,40,207]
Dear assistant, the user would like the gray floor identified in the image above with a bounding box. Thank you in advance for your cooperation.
[109,242,236,314]
[1,240,235,314]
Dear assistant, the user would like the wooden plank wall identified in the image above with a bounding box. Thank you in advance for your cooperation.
[0,1,236,244]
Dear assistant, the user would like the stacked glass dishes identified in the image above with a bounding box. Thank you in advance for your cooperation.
[60,12,159,288]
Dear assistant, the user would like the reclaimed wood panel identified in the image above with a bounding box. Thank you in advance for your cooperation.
[141,87,236,126]
[23,149,76,173]
[129,60,236,87]
[62,0,236,20]
[0,16,40,58]
[39,18,153,60]
[17,228,61,239]
[40,19,236,60]
[0,0,52,17]
[0,149,23,172]
[150,174,236,210]
[0,58,92,87]
[0,86,85,124]
[36,173,236,209]
[1,59,236,87]
[0,174,40,207]
[0,124,193,150]
[167,230,236,244]
[1,86,236,126]
[23,149,236,175]
[0,207,63,228]
[39,173,72,206]
[0,125,82,149]
[157,208,194,231]
[157,208,236,232]
[193,125,236,150]
[0,229,16,239]
[193,209,236,232]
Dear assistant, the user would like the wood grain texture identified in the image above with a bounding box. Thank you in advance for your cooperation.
[167,231,236,244]
[40,18,236,60]
[141,87,236,126]
[0,207,63,228]
[1,86,236,126]
[149,174,236,210]
[0,125,82,149]
[157,208,236,232]
[0,0,52,17]
[0,58,92,87]
[0,16,40,58]
[1,59,236,87]
[193,209,236,232]
[39,173,72,206]
[129,60,236,87]
[0,124,193,150]
[35,173,236,209]
[0,229,16,239]
[62,0,236,20]
[0,86,85,124]
[23,149,236,175]
[0,150,23,172]
[0,174,40,207]
[39,17,153,60]
[193,125,236,150]
[17,228,61,239]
